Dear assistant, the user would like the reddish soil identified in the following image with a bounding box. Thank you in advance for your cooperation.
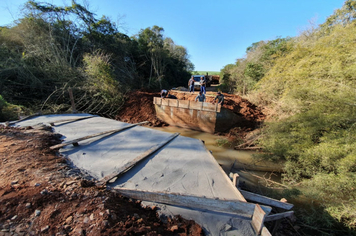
[0,126,204,235]
[116,91,169,127]
[116,90,265,131]
[116,90,265,148]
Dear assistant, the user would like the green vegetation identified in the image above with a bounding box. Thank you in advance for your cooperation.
[193,71,220,75]
[220,0,356,233]
[0,95,23,121]
[0,0,193,120]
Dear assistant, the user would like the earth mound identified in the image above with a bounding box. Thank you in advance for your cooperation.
[116,90,265,132]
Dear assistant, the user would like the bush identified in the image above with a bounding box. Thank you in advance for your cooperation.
[0,95,22,122]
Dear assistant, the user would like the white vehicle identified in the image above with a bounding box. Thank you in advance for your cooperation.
[192,75,211,90]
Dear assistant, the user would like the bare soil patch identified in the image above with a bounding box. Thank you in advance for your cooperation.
[0,125,203,235]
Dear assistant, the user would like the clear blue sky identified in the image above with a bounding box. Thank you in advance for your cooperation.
[0,0,346,71]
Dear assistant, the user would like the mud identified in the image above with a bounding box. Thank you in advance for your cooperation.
[0,125,204,235]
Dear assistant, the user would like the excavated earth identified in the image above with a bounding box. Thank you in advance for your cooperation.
[0,126,204,236]
[116,90,266,146]
[117,90,264,128]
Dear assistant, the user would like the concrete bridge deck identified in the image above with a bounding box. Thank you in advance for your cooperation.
[8,114,272,235]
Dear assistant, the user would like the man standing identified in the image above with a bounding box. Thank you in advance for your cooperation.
[188,76,195,93]
[213,91,224,105]
[200,76,206,94]
[160,89,168,98]
[195,91,206,102]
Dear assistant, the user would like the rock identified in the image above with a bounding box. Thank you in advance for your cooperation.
[83,217,90,224]
[35,210,41,216]
[65,216,73,224]
[11,215,17,221]
[280,198,288,203]
[40,225,49,233]
[11,180,19,185]
[89,213,94,221]
[63,225,71,231]
[74,227,84,236]
[25,203,31,209]
[34,183,41,187]
[170,225,178,231]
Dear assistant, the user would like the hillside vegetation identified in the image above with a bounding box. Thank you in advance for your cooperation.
[221,0,356,233]
[0,1,193,118]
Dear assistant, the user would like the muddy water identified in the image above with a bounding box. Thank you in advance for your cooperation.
[151,126,283,174]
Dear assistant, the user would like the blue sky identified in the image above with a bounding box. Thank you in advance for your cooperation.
[0,0,345,71]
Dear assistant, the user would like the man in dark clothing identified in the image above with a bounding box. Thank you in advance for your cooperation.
[213,91,224,105]
[188,76,195,93]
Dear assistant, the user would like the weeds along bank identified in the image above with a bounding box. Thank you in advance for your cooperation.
[219,1,356,233]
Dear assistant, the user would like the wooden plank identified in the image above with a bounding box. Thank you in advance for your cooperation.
[68,88,77,113]
[240,190,294,210]
[251,204,266,235]
[264,211,294,222]
[161,98,170,106]
[232,173,239,187]
[168,99,178,107]
[261,226,272,236]
[97,132,180,185]
[202,102,217,112]
[5,113,40,126]
[178,100,190,109]
[49,116,96,126]
[115,188,272,218]
[189,100,203,110]
[153,97,162,105]
[50,121,148,150]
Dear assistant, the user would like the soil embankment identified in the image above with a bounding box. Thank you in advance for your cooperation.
[116,90,265,147]
[0,126,203,235]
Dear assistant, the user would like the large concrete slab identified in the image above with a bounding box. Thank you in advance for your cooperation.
[10,113,258,235]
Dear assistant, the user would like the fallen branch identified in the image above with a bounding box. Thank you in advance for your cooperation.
[241,170,289,189]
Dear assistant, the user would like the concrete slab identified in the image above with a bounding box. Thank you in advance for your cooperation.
[10,114,259,235]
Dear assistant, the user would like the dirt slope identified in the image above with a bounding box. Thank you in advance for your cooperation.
[0,126,203,235]
[116,90,265,132]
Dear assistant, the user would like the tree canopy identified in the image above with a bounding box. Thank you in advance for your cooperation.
[0,0,193,117]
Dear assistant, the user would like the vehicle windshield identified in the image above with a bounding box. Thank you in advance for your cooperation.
[193,76,203,82]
